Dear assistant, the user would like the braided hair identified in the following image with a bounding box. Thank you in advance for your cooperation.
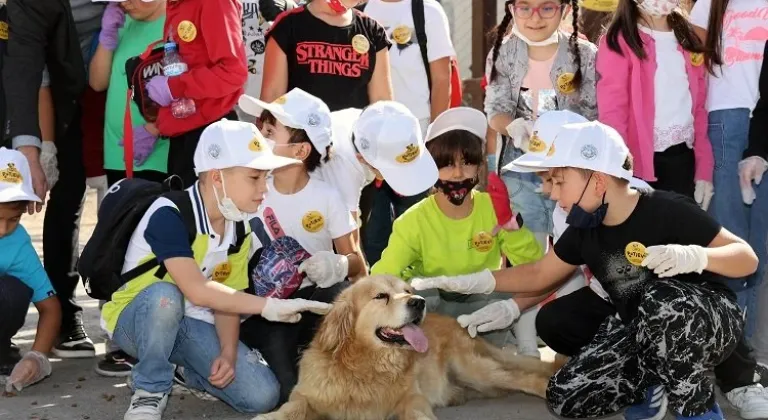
[489,1,514,83]
[568,0,584,89]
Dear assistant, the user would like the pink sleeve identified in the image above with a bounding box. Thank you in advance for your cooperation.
[692,68,714,182]
[596,36,631,144]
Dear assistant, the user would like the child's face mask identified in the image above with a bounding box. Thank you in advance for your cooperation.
[434,178,478,206]
[635,0,678,17]
[214,171,248,222]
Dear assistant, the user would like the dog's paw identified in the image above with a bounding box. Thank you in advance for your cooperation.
[251,414,279,420]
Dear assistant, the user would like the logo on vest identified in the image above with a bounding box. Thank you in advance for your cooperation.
[471,232,494,253]
[212,261,232,283]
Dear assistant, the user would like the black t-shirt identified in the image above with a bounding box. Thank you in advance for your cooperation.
[267,6,391,111]
[554,190,735,323]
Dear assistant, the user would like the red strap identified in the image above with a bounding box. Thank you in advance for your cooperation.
[124,88,134,179]
[140,40,164,60]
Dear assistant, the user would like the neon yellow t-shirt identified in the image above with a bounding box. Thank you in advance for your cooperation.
[371,191,543,280]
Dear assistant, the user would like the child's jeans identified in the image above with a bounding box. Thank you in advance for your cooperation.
[546,280,742,418]
[708,108,768,339]
[755,279,768,365]
[0,276,33,352]
[112,282,280,414]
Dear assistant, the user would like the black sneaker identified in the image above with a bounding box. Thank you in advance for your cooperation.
[757,362,768,388]
[52,324,95,359]
[95,350,136,377]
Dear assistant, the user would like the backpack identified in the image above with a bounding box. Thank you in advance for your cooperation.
[78,177,248,301]
[357,0,463,107]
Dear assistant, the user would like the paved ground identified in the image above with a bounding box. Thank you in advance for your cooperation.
[0,189,739,420]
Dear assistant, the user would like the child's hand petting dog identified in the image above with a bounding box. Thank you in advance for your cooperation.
[411,269,496,295]
[261,298,333,323]
[457,299,521,338]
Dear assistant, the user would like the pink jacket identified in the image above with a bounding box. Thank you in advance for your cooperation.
[596,32,713,182]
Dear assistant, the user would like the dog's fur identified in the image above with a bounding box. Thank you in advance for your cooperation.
[254,275,561,420]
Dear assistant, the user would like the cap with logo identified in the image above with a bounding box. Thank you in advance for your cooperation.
[503,110,588,173]
[352,101,438,196]
[424,107,487,143]
[0,147,42,203]
[514,121,634,181]
[193,119,301,175]
[239,88,333,158]
[580,0,619,12]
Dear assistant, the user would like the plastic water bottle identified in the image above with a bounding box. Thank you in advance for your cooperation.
[162,41,196,119]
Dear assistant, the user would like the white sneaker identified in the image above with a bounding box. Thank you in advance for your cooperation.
[124,389,168,420]
[726,384,768,420]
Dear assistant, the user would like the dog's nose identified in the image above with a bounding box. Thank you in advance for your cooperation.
[407,297,425,311]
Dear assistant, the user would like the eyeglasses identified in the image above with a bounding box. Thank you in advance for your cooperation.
[510,2,563,19]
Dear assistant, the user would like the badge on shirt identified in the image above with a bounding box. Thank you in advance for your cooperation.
[0,163,23,184]
[212,261,232,282]
[392,25,412,45]
[352,34,370,54]
[690,53,704,67]
[177,20,198,43]
[249,137,264,152]
[395,144,419,163]
[527,132,547,153]
[471,232,494,253]
[624,242,647,266]
[302,211,325,233]
[0,22,9,41]
[556,73,576,94]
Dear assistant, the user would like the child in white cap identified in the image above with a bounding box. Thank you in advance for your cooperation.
[371,107,543,350]
[100,120,332,420]
[0,148,61,393]
[412,121,756,420]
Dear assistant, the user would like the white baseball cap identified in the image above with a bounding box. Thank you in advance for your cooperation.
[503,110,588,173]
[239,88,333,158]
[424,107,487,143]
[514,121,634,181]
[193,119,301,175]
[352,101,438,196]
[0,147,41,203]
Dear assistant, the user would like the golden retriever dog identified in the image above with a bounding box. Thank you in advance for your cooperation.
[254,275,560,420]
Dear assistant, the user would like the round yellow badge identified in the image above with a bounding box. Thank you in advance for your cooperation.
[472,232,494,253]
[212,261,232,283]
[624,242,647,266]
[557,73,576,94]
[302,211,325,233]
[0,22,9,41]
[249,138,264,152]
[0,163,23,184]
[351,34,370,54]
[528,133,547,153]
[392,25,412,45]
[395,144,419,163]
[177,20,198,43]
[690,53,704,67]
[580,0,619,12]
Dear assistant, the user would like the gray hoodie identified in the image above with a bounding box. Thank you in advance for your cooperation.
[70,0,104,62]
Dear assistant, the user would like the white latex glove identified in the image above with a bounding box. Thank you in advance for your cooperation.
[694,180,714,211]
[40,141,59,190]
[505,118,533,150]
[641,244,708,278]
[5,351,52,393]
[739,156,768,205]
[261,298,332,323]
[457,299,520,338]
[298,251,348,288]
[411,269,496,295]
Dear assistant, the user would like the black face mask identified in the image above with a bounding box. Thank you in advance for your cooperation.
[434,178,478,206]
[565,173,608,229]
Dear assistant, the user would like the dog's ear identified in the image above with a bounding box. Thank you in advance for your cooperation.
[314,298,354,357]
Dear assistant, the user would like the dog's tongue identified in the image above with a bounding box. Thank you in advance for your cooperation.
[401,324,428,353]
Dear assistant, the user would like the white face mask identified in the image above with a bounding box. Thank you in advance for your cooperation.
[213,171,247,222]
[511,24,560,47]
[635,0,678,17]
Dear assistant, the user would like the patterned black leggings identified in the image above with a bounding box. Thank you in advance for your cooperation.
[546,280,743,418]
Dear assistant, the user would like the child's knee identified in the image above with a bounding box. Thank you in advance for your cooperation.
[0,275,33,307]
[228,351,280,413]
[142,283,184,324]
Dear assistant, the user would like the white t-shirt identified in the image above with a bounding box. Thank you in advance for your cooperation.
[362,0,455,121]
[690,0,767,112]
[312,108,375,213]
[258,177,357,288]
[241,1,270,100]
[639,26,695,152]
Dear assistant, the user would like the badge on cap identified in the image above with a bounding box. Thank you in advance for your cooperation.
[212,261,232,283]
[0,163,22,184]
[580,0,619,12]
[273,96,287,105]
[527,133,547,153]
[249,138,264,152]
[395,144,419,163]
[392,25,412,45]
[352,34,370,54]
[177,20,198,43]
[471,232,494,253]
[302,211,325,233]
[557,73,576,94]
[690,52,704,67]
[0,22,9,41]
[625,242,647,266]
[581,144,598,161]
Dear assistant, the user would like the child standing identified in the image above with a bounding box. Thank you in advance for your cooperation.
[146,0,248,187]
[597,0,714,208]
[237,88,365,401]
[371,107,543,350]
[485,0,597,247]
[0,148,61,392]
